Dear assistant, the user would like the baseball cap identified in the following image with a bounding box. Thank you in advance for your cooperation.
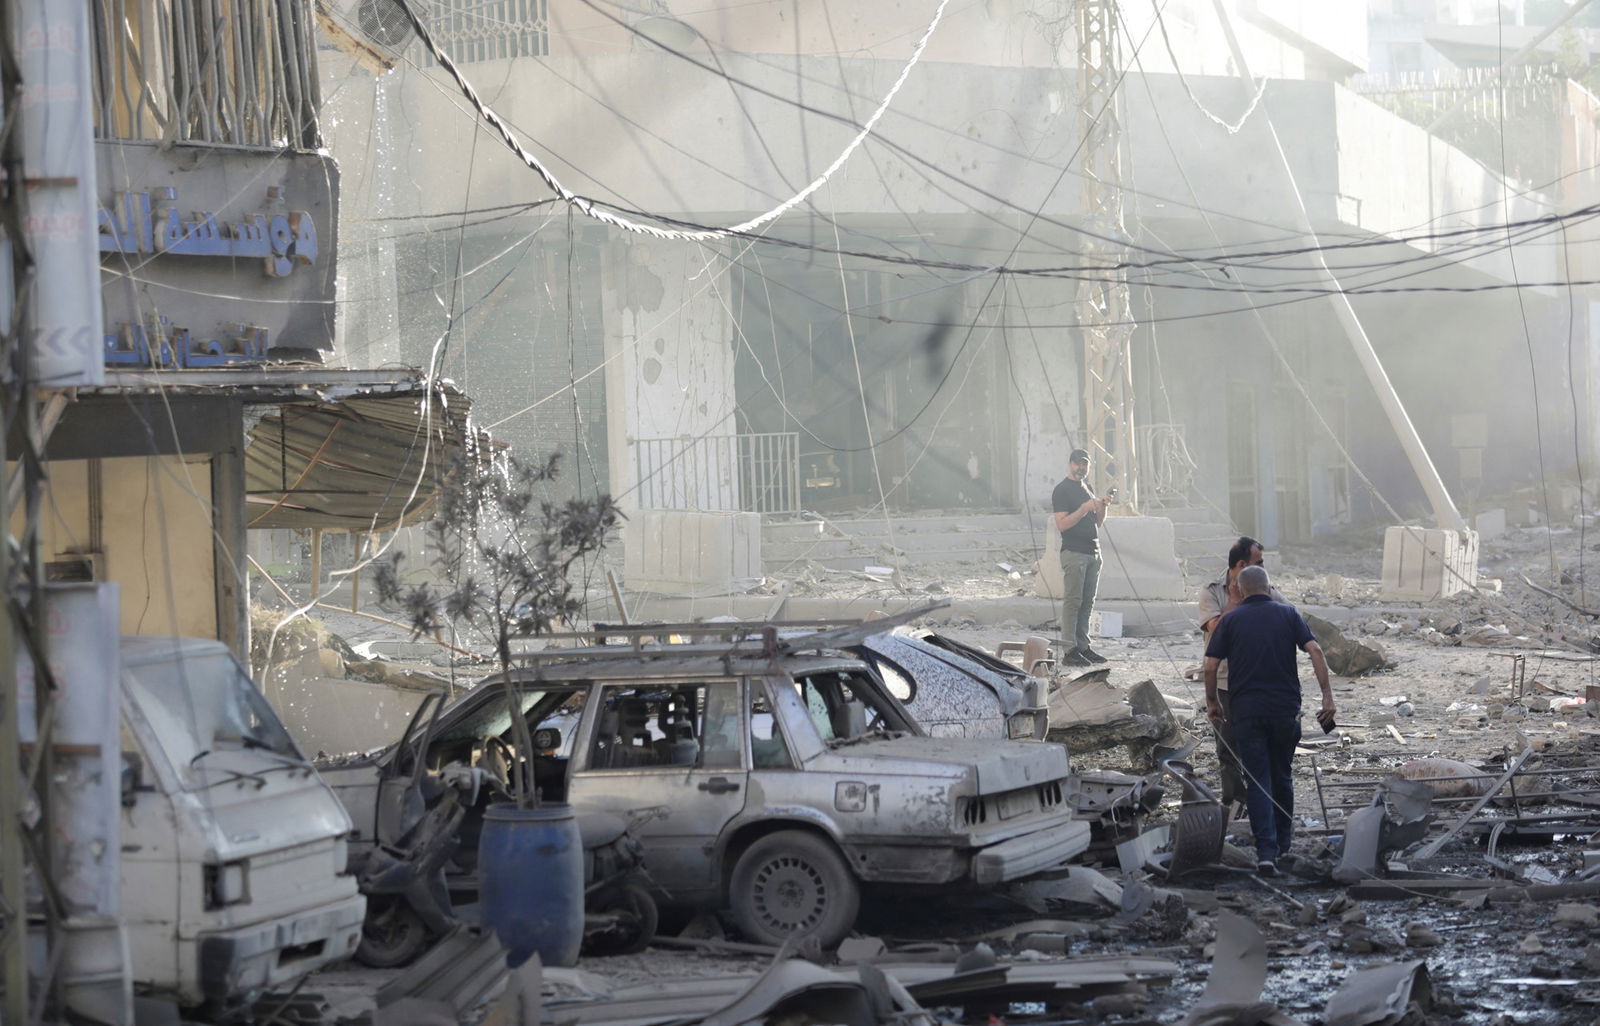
[1069,448,1090,463]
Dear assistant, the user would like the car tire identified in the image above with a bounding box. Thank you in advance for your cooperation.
[583,881,660,956]
[355,896,432,968]
[728,830,860,948]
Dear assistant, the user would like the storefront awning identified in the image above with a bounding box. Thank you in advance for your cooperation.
[245,386,474,531]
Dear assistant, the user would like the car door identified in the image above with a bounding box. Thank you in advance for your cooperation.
[374,690,446,847]
[566,678,748,900]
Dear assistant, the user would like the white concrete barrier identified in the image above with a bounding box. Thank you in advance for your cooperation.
[1035,515,1186,602]
[624,509,762,597]
[1380,526,1478,601]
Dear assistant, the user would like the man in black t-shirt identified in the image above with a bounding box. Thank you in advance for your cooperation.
[1051,448,1109,667]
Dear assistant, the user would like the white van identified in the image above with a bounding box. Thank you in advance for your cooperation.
[117,638,364,1009]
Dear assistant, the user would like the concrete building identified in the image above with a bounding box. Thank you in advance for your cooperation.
[13,0,475,663]
[318,0,1597,587]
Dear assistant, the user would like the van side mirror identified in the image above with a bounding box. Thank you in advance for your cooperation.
[120,752,143,807]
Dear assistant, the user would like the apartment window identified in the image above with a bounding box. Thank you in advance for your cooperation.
[422,0,550,64]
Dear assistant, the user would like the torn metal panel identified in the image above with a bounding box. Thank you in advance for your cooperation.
[1333,776,1435,885]
[1181,910,1308,1026]
[1324,961,1432,1026]
[374,925,508,1018]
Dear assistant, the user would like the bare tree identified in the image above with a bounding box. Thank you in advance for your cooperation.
[374,450,620,807]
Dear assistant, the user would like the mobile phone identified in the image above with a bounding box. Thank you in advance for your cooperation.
[1317,709,1336,733]
[1106,487,1118,501]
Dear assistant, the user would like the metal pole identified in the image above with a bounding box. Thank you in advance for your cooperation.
[0,0,31,1013]
[1208,0,1468,535]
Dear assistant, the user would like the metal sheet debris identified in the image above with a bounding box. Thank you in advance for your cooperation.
[1323,960,1432,1026]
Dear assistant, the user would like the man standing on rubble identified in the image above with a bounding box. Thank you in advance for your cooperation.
[1198,537,1285,809]
[1202,566,1334,875]
[1052,448,1110,668]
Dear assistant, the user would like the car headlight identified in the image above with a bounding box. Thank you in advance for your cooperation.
[1007,712,1037,739]
[205,860,249,908]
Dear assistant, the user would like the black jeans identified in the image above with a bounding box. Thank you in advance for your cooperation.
[1231,715,1301,862]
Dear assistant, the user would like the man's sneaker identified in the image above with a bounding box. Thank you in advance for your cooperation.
[1078,647,1108,664]
[1061,650,1094,668]
[1255,859,1279,877]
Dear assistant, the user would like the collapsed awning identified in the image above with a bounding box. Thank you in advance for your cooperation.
[244,386,474,531]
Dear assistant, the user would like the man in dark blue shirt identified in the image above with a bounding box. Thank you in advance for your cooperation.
[1202,566,1335,874]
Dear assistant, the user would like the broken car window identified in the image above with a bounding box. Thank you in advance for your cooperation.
[796,670,907,744]
[750,684,795,769]
[587,682,744,770]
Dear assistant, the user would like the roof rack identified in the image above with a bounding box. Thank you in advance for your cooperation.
[503,602,947,674]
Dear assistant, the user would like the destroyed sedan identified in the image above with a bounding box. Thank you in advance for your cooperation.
[332,617,1092,948]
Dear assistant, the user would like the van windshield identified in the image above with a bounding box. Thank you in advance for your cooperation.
[124,648,302,788]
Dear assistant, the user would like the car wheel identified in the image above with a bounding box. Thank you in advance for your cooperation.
[728,831,860,947]
[583,881,660,956]
[355,895,432,968]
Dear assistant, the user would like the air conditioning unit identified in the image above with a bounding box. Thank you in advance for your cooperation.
[313,0,423,74]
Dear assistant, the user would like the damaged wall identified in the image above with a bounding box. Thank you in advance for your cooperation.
[16,456,219,639]
[602,236,738,513]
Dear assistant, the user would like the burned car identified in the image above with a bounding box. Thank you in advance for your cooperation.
[331,613,1092,948]
[318,691,655,966]
[851,628,1049,740]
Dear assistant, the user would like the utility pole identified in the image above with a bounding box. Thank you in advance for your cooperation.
[0,0,38,1013]
[1076,0,1138,508]
[3,0,103,1018]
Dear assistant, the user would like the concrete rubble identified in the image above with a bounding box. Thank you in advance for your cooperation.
[243,489,1600,1026]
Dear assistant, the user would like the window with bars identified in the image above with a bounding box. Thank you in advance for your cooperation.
[90,0,322,149]
[418,0,550,64]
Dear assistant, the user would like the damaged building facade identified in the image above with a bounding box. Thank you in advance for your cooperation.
[320,0,1599,590]
[16,0,472,663]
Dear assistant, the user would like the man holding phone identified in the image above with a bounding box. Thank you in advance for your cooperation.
[1051,448,1111,668]
[1201,566,1335,875]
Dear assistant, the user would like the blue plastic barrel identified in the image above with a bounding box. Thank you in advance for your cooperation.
[478,802,583,967]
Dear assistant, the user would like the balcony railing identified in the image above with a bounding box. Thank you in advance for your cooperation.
[634,433,800,515]
[1350,63,1568,187]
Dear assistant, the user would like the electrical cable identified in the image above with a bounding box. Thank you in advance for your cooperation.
[1148,0,1266,134]
[389,0,950,241]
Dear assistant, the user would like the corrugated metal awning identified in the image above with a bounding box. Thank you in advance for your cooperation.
[245,386,474,531]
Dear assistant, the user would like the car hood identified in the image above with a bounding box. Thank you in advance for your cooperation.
[813,735,1066,792]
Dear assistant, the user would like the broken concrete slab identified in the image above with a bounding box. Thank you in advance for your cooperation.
[1304,613,1392,677]
[1046,676,1184,759]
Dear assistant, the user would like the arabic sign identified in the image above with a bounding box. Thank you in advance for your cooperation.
[99,188,318,277]
[97,140,339,369]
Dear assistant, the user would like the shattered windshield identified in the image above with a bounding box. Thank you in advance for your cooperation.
[124,648,302,789]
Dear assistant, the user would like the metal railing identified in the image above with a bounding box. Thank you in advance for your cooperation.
[634,432,800,515]
[89,0,322,149]
[416,0,549,65]
[1350,63,1567,187]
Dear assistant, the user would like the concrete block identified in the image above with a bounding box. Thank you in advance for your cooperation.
[1034,516,1185,602]
[1380,526,1478,601]
[625,509,761,597]
[1475,508,1506,540]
